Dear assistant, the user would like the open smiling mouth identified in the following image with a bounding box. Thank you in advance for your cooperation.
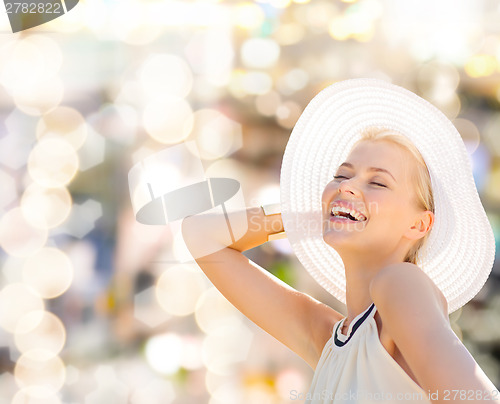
[330,206,367,222]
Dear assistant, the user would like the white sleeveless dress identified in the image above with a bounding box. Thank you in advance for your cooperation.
[306,303,432,403]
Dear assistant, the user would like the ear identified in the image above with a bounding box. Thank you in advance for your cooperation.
[404,211,434,241]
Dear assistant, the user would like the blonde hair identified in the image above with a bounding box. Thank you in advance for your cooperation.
[354,127,435,265]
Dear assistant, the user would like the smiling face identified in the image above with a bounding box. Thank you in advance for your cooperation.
[321,139,434,266]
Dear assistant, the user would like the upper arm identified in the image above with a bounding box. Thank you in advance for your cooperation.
[370,263,496,399]
[182,226,342,368]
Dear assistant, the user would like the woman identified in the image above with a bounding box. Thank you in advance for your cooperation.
[182,79,498,403]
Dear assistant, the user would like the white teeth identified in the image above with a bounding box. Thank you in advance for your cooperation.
[330,205,366,221]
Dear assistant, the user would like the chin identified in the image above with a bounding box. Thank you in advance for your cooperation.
[322,226,376,255]
[322,230,355,249]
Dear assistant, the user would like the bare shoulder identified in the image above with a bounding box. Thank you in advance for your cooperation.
[369,262,448,320]
[368,263,449,388]
[369,263,497,394]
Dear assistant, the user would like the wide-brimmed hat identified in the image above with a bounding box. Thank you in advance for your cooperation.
[280,78,496,313]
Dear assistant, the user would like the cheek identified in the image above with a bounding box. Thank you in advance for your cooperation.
[366,194,388,218]
[367,194,405,224]
[321,182,340,207]
[324,182,339,196]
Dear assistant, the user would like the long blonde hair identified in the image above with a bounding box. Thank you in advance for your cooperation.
[354,127,435,265]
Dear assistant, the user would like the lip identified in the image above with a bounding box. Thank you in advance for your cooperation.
[328,199,368,221]
[328,215,362,223]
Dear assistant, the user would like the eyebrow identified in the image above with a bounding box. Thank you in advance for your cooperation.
[338,162,397,183]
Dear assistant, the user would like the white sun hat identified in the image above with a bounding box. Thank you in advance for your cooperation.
[280,78,496,313]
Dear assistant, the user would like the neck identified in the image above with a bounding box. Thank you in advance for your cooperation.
[340,249,406,325]
[344,263,376,325]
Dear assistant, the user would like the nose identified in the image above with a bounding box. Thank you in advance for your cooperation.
[337,177,359,196]
[321,176,360,213]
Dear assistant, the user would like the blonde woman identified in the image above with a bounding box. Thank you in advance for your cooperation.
[182,79,498,403]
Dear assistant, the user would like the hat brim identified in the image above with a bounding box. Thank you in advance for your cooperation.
[280,78,495,313]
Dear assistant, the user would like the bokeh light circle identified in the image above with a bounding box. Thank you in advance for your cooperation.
[195,287,243,334]
[0,35,62,92]
[241,72,273,95]
[241,38,280,69]
[188,109,241,160]
[453,118,481,155]
[13,77,64,117]
[27,138,79,188]
[275,101,302,129]
[21,184,72,230]
[110,0,163,45]
[22,36,63,78]
[139,54,193,99]
[233,3,265,29]
[0,207,47,257]
[36,106,88,150]
[14,350,66,395]
[0,283,44,333]
[142,96,193,144]
[156,265,207,317]
[201,325,253,375]
[274,23,306,45]
[145,333,184,375]
[15,310,66,357]
[22,248,74,299]
[12,386,63,404]
[0,39,42,90]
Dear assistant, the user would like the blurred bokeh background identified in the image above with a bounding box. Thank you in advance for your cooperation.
[0,0,500,403]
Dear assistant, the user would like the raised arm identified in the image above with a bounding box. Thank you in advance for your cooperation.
[370,263,498,403]
[181,206,342,369]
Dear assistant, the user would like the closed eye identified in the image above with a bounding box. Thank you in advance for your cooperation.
[333,175,387,188]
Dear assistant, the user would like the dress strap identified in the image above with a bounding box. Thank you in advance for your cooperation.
[333,303,375,347]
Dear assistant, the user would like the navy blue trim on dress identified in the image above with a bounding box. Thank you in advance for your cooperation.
[333,303,375,347]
